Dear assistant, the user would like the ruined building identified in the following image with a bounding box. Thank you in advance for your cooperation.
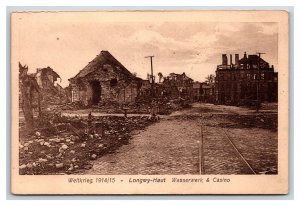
[68,51,143,106]
[215,52,278,105]
[36,67,61,89]
[162,72,194,99]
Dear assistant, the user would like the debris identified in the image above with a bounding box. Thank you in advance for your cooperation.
[56,153,62,158]
[55,163,64,169]
[35,131,41,137]
[19,115,154,175]
[26,163,33,168]
[61,144,68,150]
[90,154,97,160]
[68,164,74,171]
[38,158,48,163]
[46,154,54,159]
[20,164,27,169]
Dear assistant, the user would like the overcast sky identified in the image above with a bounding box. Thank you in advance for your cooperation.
[14,13,278,87]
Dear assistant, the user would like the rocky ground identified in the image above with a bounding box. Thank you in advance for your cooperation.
[19,116,156,175]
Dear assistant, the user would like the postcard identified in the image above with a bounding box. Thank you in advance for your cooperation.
[11,10,289,194]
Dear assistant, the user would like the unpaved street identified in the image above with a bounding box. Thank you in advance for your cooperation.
[82,103,277,175]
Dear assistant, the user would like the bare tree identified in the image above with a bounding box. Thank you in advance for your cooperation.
[205,74,215,84]
[158,72,163,83]
[19,62,41,130]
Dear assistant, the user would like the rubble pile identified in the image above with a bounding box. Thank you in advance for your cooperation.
[19,116,155,175]
[211,113,278,131]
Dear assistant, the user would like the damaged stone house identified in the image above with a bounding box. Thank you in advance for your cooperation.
[68,51,143,106]
[35,66,68,105]
[36,67,61,89]
[162,72,194,99]
[19,66,64,109]
[215,52,278,105]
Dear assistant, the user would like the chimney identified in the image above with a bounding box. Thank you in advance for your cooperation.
[244,52,247,58]
[230,54,233,66]
[235,54,239,65]
[222,54,228,65]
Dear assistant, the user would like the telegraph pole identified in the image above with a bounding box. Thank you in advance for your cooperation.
[256,52,265,112]
[145,55,155,97]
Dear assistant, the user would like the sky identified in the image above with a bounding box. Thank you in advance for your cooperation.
[13,12,278,87]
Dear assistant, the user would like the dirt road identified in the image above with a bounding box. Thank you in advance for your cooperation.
[82,103,277,175]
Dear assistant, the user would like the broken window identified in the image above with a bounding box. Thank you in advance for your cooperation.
[110,78,118,87]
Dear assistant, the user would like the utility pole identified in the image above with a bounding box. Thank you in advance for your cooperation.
[256,52,265,112]
[145,55,155,97]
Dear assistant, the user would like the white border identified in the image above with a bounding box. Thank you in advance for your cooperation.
[2,0,299,206]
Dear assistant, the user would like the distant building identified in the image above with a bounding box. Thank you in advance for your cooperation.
[192,82,201,101]
[162,72,194,99]
[200,82,215,103]
[68,51,143,106]
[215,52,278,105]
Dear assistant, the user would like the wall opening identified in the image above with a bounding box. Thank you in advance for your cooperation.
[110,78,118,87]
[90,80,101,105]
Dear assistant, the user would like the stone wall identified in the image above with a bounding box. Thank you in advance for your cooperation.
[70,64,141,106]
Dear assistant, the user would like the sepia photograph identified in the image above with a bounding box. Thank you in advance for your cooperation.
[10,10,289,194]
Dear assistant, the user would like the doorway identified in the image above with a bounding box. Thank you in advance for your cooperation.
[90,80,101,105]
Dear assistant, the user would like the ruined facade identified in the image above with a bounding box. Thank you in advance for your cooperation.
[192,82,201,101]
[69,51,142,106]
[35,67,61,89]
[200,82,215,103]
[215,52,278,105]
[162,72,194,99]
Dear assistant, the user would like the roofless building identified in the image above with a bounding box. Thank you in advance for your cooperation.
[215,52,278,105]
[68,51,142,106]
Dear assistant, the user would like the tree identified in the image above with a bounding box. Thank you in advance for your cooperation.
[19,62,41,130]
[157,72,163,83]
[205,74,215,84]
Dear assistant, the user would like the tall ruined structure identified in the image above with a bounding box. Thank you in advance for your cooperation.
[68,51,142,106]
[215,52,278,105]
